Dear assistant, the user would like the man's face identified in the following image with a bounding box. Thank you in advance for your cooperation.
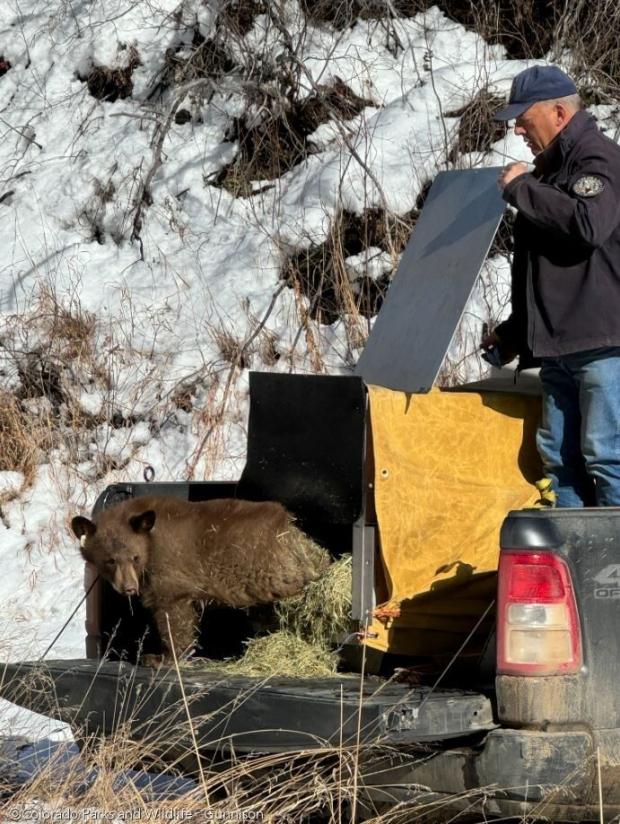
[513,101,564,155]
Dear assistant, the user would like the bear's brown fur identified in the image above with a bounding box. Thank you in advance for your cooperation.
[71,496,330,664]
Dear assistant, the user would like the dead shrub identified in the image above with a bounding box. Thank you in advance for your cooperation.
[35,284,97,363]
[299,0,364,29]
[296,77,374,131]
[258,330,281,365]
[76,177,117,245]
[555,1,620,99]
[149,25,238,112]
[0,392,44,494]
[300,0,620,78]
[402,0,620,75]
[220,0,268,35]
[435,0,557,59]
[3,284,102,430]
[446,89,507,163]
[215,115,307,194]
[166,26,236,88]
[283,207,418,325]
[300,0,556,58]
[16,352,64,409]
[348,205,420,254]
[214,78,373,194]
[79,45,141,103]
[300,0,427,30]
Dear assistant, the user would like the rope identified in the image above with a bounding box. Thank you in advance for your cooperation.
[39,576,100,661]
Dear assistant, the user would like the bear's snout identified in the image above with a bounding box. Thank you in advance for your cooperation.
[112,562,141,598]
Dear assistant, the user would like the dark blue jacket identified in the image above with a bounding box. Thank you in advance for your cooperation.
[496,109,620,359]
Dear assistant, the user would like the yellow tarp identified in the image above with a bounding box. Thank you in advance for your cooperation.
[365,386,542,657]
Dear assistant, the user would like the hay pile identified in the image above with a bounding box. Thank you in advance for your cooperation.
[211,631,337,677]
[275,552,352,646]
[194,554,353,678]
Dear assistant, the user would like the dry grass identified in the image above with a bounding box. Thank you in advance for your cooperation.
[33,282,98,364]
[0,657,358,820]
[0,280,183,492]
[0,657,597,822]
[2,738,355,823]
[209,325,251,369]
[220,0,269,36]
[0,392,52,502]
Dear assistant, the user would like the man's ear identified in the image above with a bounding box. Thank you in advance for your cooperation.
[72,516,96,541]
[129,510,156,533]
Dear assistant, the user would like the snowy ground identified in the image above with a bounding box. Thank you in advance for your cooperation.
[1,0,619,740]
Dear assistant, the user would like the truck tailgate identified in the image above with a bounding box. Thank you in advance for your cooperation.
[0,660,496,752]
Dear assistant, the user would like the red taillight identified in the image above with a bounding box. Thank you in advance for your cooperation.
[497,551,582,676]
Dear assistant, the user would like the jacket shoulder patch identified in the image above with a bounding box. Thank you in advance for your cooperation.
[573,176,605,197]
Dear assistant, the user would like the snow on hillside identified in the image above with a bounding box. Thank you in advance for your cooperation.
[0,0,618,738]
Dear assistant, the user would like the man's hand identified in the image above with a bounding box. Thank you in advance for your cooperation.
[481,330,501,352]
[480,329,516,366]
[498,162,529,190]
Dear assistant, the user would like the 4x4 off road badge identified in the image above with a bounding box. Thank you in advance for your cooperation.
[594,564,620,599]
[573,176,605,197]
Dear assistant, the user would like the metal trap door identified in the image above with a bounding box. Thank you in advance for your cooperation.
[356,167,506,393]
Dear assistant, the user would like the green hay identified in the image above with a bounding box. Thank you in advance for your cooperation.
[185,554,353,678]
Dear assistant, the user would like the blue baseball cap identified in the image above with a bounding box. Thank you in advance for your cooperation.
[494,66,578,121]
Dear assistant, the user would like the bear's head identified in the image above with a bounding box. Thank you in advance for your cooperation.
[71,509,155,597]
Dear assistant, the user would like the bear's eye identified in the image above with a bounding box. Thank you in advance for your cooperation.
[132,555,140,563]
[104,559,116,567]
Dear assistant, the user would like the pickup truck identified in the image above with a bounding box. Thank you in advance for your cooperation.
[2,169,619,821]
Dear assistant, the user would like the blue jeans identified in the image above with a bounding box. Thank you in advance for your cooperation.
[537,347,620,507]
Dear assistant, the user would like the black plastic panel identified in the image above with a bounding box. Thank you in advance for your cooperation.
[237,372,366,525]
[356,168,506,393]
[500,513,563,549]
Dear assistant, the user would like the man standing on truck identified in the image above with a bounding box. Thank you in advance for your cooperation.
[481,65,620,508]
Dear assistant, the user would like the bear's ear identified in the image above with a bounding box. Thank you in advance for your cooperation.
[129,510,156,533]
[72,516,96,542]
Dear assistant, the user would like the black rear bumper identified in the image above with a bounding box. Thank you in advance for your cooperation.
[360,727,620,821]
